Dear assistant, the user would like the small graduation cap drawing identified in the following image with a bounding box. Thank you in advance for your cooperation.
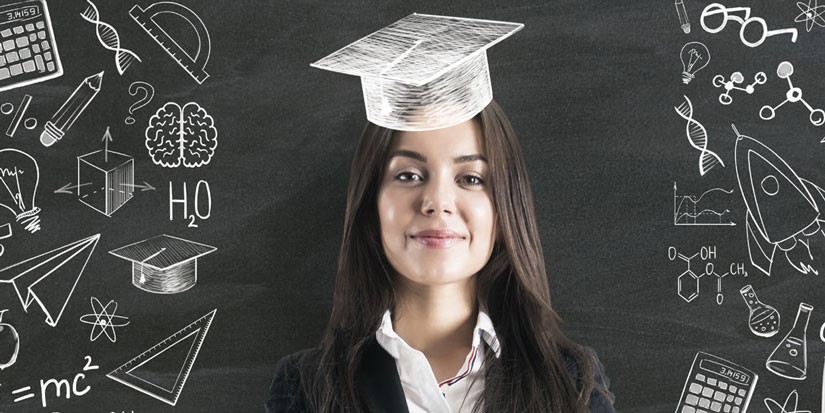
[109,234,216,294]
[311,13,523,131]
[0,234,100,327]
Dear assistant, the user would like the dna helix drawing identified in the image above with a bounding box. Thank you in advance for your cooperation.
[81,0,141,75]
[674,95,725,176]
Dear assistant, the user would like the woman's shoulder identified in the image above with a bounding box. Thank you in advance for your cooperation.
[265,347,322,413]
[561,347,617,413]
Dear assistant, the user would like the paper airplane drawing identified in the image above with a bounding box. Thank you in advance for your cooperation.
[0,234,100,327]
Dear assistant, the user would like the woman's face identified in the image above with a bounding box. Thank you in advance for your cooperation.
[377,119,496,288]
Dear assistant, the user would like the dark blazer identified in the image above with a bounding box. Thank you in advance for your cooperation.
[266,339,616,412]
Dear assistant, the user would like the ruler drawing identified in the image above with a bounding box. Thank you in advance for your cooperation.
[107,309,216,406]
[129,2,210,84]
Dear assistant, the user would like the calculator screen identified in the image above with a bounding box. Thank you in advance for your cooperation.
[1,5,41,24]
[699,359,752,385]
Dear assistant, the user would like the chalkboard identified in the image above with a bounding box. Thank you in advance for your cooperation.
[0,0,822,412]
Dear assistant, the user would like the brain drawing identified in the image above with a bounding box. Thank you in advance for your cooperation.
[145,102,218,168]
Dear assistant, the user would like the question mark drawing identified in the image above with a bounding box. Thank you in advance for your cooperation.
[125,81,155,125]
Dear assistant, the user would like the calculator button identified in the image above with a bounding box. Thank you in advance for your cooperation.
[732,408,739,413]
[13,26,23,35]
[718,382,727,390]
[28,33,36,42]
[32,43,39,53]
[707,378,717,386]
[713,391,725,402]
[0,68,9,79]
[737,389,746,397]
[34,55,43,71]
[710,401,722,412]
[734,397,742,405]
[25,23,34,32]
[0,55,5,67]
[3,40,14,51]
[22,60,34,73]
[686,394,700,406]
[6,51,19,63]
[46,61,54,71]
[10,63,22,76]
[695,374,706,382]
[723,405,731,413]
[0,29,10,38]
[698,398,711,409]
[702,387,714,397]
[726,394,733,402]
[19,48,30,60]
[681,406,696,413]
[689,383,703,394]
[44,51,52,62]
[40,40,49,51]
[37,31,45,40]
[16,37,29,48]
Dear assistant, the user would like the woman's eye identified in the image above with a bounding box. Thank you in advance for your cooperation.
[394,171,422,182]
[459,175,485,187]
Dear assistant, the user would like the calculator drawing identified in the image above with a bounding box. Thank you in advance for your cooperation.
[675,352,758,413]
[0,0,62,93]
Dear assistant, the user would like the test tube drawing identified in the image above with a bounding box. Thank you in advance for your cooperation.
[766,302,813,380]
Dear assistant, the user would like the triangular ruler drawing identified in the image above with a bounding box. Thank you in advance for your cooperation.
[0,234,100,327]
[107,309,216,406]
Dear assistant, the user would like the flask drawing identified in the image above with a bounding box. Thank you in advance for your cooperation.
[740,285,780,337]
[766,302,812,380]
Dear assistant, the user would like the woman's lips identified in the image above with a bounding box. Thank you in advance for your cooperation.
[410,230,465,248]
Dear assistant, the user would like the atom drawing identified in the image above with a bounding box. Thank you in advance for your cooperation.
[79,296,130,343]
[764,390,811,413]
[796,0,825,32]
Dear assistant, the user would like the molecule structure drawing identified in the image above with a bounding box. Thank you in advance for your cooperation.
[712,71,767,105]
[668,245,747,305]
[760,61,825,127]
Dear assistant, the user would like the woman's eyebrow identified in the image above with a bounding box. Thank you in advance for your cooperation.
[388,149,426,162]
[454,154,488,164]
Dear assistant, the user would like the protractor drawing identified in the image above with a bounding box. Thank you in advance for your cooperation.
[107,309,216,406]
[129,2,210,84]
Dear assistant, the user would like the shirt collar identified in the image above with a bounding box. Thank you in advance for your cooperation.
[375,309,501,359]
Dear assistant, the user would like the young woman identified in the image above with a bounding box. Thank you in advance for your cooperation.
[266,100,615,412]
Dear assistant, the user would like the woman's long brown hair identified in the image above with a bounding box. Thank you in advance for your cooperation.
[299,100,606,412]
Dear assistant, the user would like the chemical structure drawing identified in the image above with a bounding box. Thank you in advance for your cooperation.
[668,245,748,305]
[760,61,825,127]
[712,71,767,105]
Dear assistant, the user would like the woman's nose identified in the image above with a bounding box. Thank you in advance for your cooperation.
[419,176,456,217]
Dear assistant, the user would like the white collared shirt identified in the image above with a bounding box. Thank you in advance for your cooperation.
[375,310,501,413]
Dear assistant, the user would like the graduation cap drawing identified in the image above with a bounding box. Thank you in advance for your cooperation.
[0,234,100,327]
[109,234,216,294]
[311,13,523,131]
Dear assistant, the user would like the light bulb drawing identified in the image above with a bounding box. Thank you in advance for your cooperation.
[760,61,825,127]
[0,149,40,233]
[713,71,767,105]
[680,42,710,84]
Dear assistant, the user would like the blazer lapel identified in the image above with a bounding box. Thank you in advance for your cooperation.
[357,339,410,413]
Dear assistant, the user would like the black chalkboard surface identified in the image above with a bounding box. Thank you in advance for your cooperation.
[0,0,822,412]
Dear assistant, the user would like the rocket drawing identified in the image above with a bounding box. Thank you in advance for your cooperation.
[734,125,825,276]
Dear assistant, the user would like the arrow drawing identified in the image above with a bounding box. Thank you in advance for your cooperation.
[119,182,156,191]
[101,126,112,163]
[54,182,93,194]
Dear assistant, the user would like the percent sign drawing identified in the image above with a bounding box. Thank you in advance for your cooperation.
[81,0,141,75]
[674,95,725,176]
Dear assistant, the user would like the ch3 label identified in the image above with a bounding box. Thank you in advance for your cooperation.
[169,180,212,227]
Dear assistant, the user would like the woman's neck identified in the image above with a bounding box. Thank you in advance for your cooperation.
[392,278,478,358]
